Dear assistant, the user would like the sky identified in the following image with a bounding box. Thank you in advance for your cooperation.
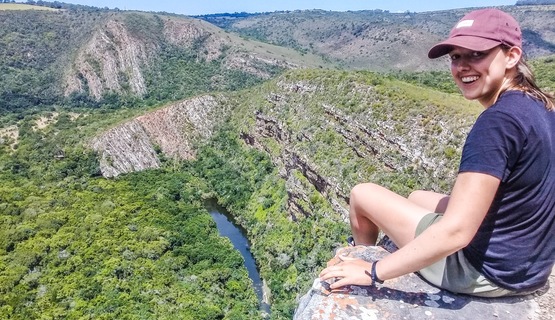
[34,0,517,16]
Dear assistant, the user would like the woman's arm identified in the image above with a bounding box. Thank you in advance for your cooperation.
[320,172,501,288]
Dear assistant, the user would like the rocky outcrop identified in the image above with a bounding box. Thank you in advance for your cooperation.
[240,76,470,222]
[163,17,230,63]
[63,13,319,101]
[295,245,553,320]
[89,120,160,177]
[64,19,152,99]
[90,95,224,177]
[323,104,450,177]
[242,111,350,221]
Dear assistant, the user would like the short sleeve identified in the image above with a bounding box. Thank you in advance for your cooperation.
[459,109,526,182]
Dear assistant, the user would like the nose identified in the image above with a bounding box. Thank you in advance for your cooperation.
[451,58,471,72]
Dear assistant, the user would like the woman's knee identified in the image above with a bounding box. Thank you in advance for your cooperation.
[349,183,377,219]
[408,190,426,202]
[350,183,380,204]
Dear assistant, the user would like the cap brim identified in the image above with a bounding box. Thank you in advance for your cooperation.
[428,36,502,59]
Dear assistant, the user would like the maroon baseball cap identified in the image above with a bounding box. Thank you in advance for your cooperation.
[428,8,522,59]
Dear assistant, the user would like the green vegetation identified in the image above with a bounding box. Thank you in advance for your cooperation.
[0,8,100,112]
[144,43,279,104]
[193,127,348,318]
[386,70,459,94]
[530,55,555,92]
[0,111,261,319]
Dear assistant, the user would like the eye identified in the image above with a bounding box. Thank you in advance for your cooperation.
[471,51,485,58]
[449,54,460,61]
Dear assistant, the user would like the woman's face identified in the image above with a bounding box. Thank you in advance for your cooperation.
[449,45,511,107]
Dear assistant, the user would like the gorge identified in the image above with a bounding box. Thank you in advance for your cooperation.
[1,2,555,319]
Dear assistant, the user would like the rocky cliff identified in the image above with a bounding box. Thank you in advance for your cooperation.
[90,94,225,177]
[231,72,478,221]
[90,69,478,216]
[64,18,152,99]
[63,13,325,101]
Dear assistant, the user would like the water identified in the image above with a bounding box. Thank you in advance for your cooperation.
[207,202,271,315]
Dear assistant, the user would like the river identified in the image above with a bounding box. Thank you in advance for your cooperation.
[207,201,271,315]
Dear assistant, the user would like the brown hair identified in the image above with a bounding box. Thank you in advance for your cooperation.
[503,45,555,111]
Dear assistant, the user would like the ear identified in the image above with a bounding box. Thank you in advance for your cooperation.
[506,46,522,69]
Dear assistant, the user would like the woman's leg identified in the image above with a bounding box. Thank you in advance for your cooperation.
[349,183,445,248]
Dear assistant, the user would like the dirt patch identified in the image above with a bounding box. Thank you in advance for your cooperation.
[0,125,19,150]
[33,112,59,131]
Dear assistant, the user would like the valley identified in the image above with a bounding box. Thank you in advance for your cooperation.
[0,2,554,319]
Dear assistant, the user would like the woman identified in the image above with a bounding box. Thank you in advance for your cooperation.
[320,8,554,297]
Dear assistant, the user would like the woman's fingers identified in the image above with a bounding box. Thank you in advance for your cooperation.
[319,259,374,288]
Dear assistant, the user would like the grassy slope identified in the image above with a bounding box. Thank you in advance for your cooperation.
[0,3,59,11]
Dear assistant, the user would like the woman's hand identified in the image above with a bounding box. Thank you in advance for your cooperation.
[319,257,375,289]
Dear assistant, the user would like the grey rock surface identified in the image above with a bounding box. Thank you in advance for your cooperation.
[294,245,548,320]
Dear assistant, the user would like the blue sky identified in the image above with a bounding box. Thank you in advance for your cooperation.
[36,0,517,15]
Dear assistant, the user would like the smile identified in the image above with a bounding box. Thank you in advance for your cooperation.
[461,76,480,83]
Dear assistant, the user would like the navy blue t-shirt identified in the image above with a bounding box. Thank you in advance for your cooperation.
[459,91,555,291]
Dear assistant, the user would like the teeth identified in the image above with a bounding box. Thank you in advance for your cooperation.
[462,76,479,83]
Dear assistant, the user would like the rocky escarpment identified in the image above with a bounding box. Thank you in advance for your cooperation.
[64,13,322,100]
[242,112,349,221]
[64,18,153,100]
[238,75,475,221]
[90,95,225,177]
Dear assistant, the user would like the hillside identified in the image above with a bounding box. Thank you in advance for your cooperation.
[0,4,329,113]
[60,59,555,318]
[198,5,555,71]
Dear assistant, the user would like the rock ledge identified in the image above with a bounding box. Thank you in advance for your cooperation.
[295,245,551,320]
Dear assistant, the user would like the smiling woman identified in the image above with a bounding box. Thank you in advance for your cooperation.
[448,46,518,107]
[320,8,555,299]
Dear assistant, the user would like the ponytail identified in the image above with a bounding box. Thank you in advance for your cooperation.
[505,46,555,111]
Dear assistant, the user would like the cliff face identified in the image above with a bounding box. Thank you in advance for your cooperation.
[233,73,477,221]
[90,70,478,220]
[64,18,153,99]
[63,13,324,101]
[90,95,225,177]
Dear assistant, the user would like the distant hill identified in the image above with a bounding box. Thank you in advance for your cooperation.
[0,5,328,112]
[1,3,554,113]
[197,5,555,71]
[0,3,59,11]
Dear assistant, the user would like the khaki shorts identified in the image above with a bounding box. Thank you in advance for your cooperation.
[415,213,517,297]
